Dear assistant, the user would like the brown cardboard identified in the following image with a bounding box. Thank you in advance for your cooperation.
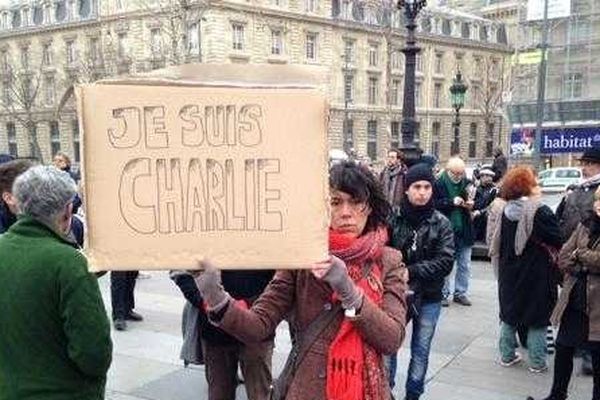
[76,64,330,271]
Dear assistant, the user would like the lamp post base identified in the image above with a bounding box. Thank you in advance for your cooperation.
[399,145,423,168]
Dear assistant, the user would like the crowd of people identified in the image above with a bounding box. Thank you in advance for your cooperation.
[0,144,598,400]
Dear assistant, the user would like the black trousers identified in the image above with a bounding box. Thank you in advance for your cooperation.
[111,271,139,320]
[550,343,600,400]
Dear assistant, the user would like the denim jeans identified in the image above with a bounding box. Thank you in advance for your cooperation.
[386,301,442,397]
[442,245,472,298]
[499,322,547,369]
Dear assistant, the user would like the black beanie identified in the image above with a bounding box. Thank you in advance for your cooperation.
[405,162,434,189]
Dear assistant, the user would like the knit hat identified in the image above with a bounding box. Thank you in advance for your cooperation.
[479,167,495,177]
[405,162,434,189]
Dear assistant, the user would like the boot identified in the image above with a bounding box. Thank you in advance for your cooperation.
[581,351,593,376]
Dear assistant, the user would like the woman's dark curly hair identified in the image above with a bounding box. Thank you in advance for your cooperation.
[500,165,537,201]
[329,161,390,233]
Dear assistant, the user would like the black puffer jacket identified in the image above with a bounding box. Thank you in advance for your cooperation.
[389,209,455,302]
[558,178,600,242]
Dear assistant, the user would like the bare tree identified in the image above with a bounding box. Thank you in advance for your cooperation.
[138,0,209,66]
[470,55,512,152]
[1,62,45,160]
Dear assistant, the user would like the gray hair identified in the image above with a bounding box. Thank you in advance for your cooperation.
[13,165,77,227]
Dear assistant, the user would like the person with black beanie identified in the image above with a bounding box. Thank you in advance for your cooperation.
[386,163,455,400]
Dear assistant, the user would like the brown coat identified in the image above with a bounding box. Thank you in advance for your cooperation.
[552,223,600,341]
[217,247,408,400]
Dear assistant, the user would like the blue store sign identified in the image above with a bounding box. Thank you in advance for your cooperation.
[510,126,600,155]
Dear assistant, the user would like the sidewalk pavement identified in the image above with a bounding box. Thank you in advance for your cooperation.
[99,261,593,400]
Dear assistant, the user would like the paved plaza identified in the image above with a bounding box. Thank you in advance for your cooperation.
[100,260,593,400]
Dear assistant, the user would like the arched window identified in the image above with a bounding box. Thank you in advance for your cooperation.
[421,16,432,33]
[480,25,488,41]
[442,19,451,35]
[497,24,507,44]
[461,22,470,39]
[79,0,91,18]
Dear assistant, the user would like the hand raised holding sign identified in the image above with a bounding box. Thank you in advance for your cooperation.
[311,255,363,310]
[194,259,230,311]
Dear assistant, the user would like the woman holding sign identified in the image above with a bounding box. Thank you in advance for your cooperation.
[195,161,408,400]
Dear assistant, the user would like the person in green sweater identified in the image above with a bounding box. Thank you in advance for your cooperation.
[0,165,112,400]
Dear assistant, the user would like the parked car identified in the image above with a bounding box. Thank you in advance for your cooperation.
[538,167,582,192]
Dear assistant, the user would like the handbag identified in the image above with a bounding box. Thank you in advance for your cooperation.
[270,262,375,400]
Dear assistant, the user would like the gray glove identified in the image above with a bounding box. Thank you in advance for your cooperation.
[321,255,364,310]
[194,260,230,312]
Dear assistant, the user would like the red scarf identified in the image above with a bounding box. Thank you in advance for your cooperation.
[327,227,388,400]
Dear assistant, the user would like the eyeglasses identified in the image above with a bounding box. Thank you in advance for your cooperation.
[330,197,368,213]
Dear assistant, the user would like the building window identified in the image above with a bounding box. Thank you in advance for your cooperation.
[72,119,80,162]
[462,22,471,39]
[415,82,421,107]
[116,0,124,10]
[344,39,354,64]
[469,122,477,158]
[44,4,51,23]
[22,8,30,26]
[416,53,422,72]
[7,122,17,157]
[564,73,583,99]
[473,56,482,76]
[455,53,464,71]
[343,118,353,149]
[391,50,401,70]
[42,43,52,65]
[391,79,400,106]
[79,0,92,19]
[367,119,377,161]
[55,1,66,21]
[66,40,76,64]
[480,25,488,41]
[442,19,451,35]
[369,44,378,67]
[271,29,283,55]
[305,0,316,12]
[344,74,353,102]
[434,52,443,74]
[45,75,55,105]
[306,33,317,60]
[431,121,440,157]
[33,6,43,25]
[12,10,21,28]
[151,28,162,55]
[117,33,127,58]
[391,121,400,149]
[433,83,442,108]
[20,47,28,69]
[486,123,494,157]
[2,12,8,29]
[368,77,378,104]
[3,82,10,106]
[232,23,244,51]
[187,23,199,53]
[1,51,8,72]
[88,37,99,63]
[50,121,61,156]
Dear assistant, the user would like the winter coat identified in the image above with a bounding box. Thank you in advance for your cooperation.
[434,177,475,247]
[214,247,407,400]
[389,209,454,302]
[491,154,507,182]
[0,201,15,234]
[380,165,406,207]
[552,223,600,342]
[558,178,600,241]
[497,204,562,328]
[171,270,275,346]
[0,216,112,400]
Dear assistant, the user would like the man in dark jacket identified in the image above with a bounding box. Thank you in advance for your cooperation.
[0,159,33,234]
[435,156,475,306]
[556,146,600,375]
[387,163,455,400]
[171,269,275,400]
[492,147,508,183]
[472,167,498,242]
[380,148,407,207]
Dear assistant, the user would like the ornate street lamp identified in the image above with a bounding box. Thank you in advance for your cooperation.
[449,70,467,156]
[398,0,427,167]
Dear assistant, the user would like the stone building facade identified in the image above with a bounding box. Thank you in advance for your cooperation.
[0,0,510,166]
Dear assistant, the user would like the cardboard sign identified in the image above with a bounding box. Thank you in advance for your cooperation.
[76,65,329,271]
